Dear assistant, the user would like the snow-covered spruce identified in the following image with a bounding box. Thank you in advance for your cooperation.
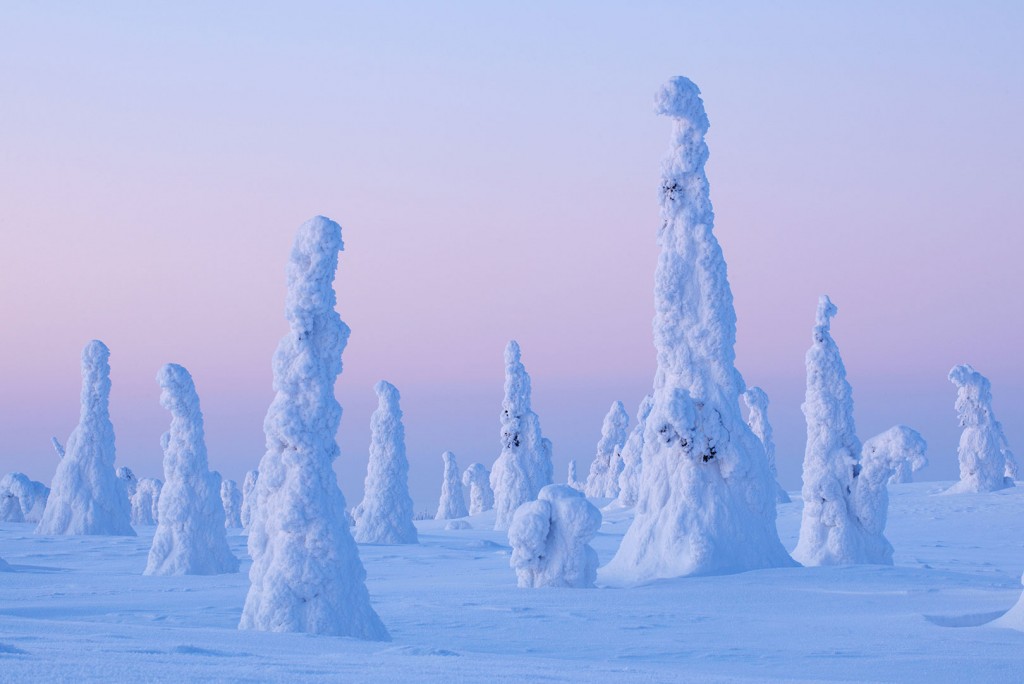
[861,426,928,485]
[240,469,258,530]
[240,216,387,639]
[0,473,50,522]
[36,341,134,536]
[221,479,243,528]
[602,78,793,582]
[117,466,138,500]
[1,490,24,522]
[612,395,654,509]
[354,381,418,544]
[131,478,162,526]
[946,365,1016,493]
[584,401,629,499]
[435,452,468,520]
[566,459,583,491]
[743,387,791,503]
[462,463,494,515]
[490,341,553,530]
[144,364,238,576]
[509,484,601,588]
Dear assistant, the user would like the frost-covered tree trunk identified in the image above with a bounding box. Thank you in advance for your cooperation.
[490,341,553,530]
[131,478,162,526]
[509,485,601,588]
[435,451,468,520]
[946,365,1016,493]
[36,341,135,536]
[145,364,238,576]
[221,479,243,528]
[462,463,494,515]
[602,78,793,583]
[354,381,418,544]
[240,216,387,640]
[240,469,258,530]
[861,425,927,485]
[743,387,791,504]
[613,395,653,509]
[584,401,629,499]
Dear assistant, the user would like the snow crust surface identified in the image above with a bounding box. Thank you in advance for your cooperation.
[461,463,494,516]
[584,401,629,498]
[435,451,468,520]
[947,364,1016,493]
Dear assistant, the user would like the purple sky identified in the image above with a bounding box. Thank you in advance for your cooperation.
[1,2,1021,508]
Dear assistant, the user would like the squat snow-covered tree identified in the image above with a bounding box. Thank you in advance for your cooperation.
[145,364,238,576]
[1,490,23,522]
[131,478,162,526]
[861,425,927,485]
[221,479,243,528]
[947,365,1016,493]
[240,469,258,530]
[509,485,602,588]
[602,78,793,583]
[36,341,135,536]
[0,473,49,522]
[584,401,630,499]
[240,216,387,640]
[613,395,654,509]
[435,452,468,520]
[490,341,553,530]
[743,387,791,503]
[461,463,494,515]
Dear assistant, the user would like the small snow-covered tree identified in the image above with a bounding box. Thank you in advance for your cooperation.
[354,381,418,544]
[145,364,238,576]
[0,473,49,522]
[566,459,583,491]
[584,401,629,499]
[509,484,601,588]
[860,425,928,485]
[1,490,24,522]
[612,395,653,508]
[490,341,553,530]
[221,479,243,528]
[240,216,387,640]
[36,340,134,536]
[240,469,258,530]
[117,466,138,501]
[743,387,790,503]
[131,478,162,526]
[461,463,494,515]
[947,365,1016,493]
[435,451,468,520]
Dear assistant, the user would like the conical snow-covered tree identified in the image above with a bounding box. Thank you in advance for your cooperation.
[861,425,927,485]
[567,459,583,491]
[36,341,134,536]
[462,463,494,515]
[240,469,258,530]
[584,401,629,499]
[145,364,238,576]
[240,216,387,640]
[435,451,468,520]
[354,381,418,544]
[946,365,1016,493]
[743,387,791,504]
[602,78,793,582]
[221,479,243,528]
[131,478,162,526]
[490,341,553,530]
[613,395,654,508]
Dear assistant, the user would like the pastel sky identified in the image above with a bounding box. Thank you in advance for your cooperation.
[1,2,1021,508]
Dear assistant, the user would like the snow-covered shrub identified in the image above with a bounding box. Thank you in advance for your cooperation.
[131,478,162,526]
[490,341,553,530]
[435,451,468,520]
[946,365,1016,493]
[240,469,258,530]
[462,463,494,515]
[613,395,653,508]
[240,216,387,639]
[509,484,601,588]
[584,401,629,499]
[221,478,243,528]
[860,425,927,485]
[0,473,49,522]
[743,387,791,503]
[36,340,135,536]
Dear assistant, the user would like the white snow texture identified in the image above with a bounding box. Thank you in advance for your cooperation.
[117,467,138,500]
[946,364,1016,493]
[743,387,791,503]
[862,425,928,485]
[435,451,468,520]
[240,469,258,530]
[221,479,243,528]
[0,473,50,522]
[566,459,583,491]
[613,395,653,509]
[584,401,629,499]
[131,478,162,526]
[461,463,494,516]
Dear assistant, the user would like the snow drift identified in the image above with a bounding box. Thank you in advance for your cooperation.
[509,484,601,588]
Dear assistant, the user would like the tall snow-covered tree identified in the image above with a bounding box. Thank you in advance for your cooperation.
[946,365,1016,493]
[240,469,258,530]
[861,425,927,485]
[435,451,468,520]
[131,478,162,526]
[602,78,793,582]
[145,364,238,575]
[461,463,494,515]
[221,478,243,528]
[240,216,387,640]
[584,401,629,499]
[490,341,553,530]
[509,485,602,588]
[613,395,654,509]
[743,387,790,503]
[36,341,135,536]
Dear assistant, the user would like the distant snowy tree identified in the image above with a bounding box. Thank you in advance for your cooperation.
[743,387,791,503]
[612,395,654,509]
[490,341,553,530]
[51,437,65,460]
[566,459,583,491]
[221,479,243,528]
[117,466,138,501]
[946,365,1016,493]
[509,485,601,588]
[36,341,134,536]
[462,463,494,515]
[1,490,24,522]
[435,451,468,520]
[584,401,629,499]
[240,469,258,530]
[354,381,418,544]
[240,216,387,639]
[131,478,162,526]
[0,473,49,522]
[602,78,793,583]
[860,426,927,485]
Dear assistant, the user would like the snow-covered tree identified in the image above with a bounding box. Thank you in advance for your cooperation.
[435,451,468,520]
[462,463,494,515]
[240,469,258,530]
[860,425,928,485]
[490,341,553,530]
[354,381,418,544]
[584,401,629,499]
[602,78,793,583]
[131,478,162,526]
[117,466,138,501]
[743,387,791,503]
[612,395,654,509]
[1,490,24,522]
[144,364,238,576]
[0,473,49,522]
[240,216,387,639]
[509,484,601,588]
[36,340,135,536]
[946,365,1016,493]
[566,459,583,491]
[221,478,243,528]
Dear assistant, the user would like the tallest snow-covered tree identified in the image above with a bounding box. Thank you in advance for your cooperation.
[602,77,793,582]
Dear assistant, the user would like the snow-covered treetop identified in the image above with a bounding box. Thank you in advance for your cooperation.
[596,401,629,457]
[157,364,208,475]
[654,76,709,131]
[815,295,838,336]
[502,340,531,442]
[949,365,996,427]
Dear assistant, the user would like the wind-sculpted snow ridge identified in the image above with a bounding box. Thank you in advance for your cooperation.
[435,452,468,520]
[602,78,793,583]
[240,216,387,640]
[462,463,494,515]
[36,341,135,536]
[354,381,418,544]
[862,426,927,485]
[946,365,1016,493]
[994,573,1024,632]
[584,401,629,499]
[221,479,243,528]
[743,387,791,503]
[0,473,49,522]
[145,364,237,576]
[240,469,258,530]
[131,478,162,526]
[509,484,601,588]
[490,341,553,530]
[613,395,653,509]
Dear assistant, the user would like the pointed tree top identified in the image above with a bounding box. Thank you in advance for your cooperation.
[505,340,521,366]
[815,295,838,333]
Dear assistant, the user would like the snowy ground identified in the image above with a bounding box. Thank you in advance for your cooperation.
[2,482,1023,682]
